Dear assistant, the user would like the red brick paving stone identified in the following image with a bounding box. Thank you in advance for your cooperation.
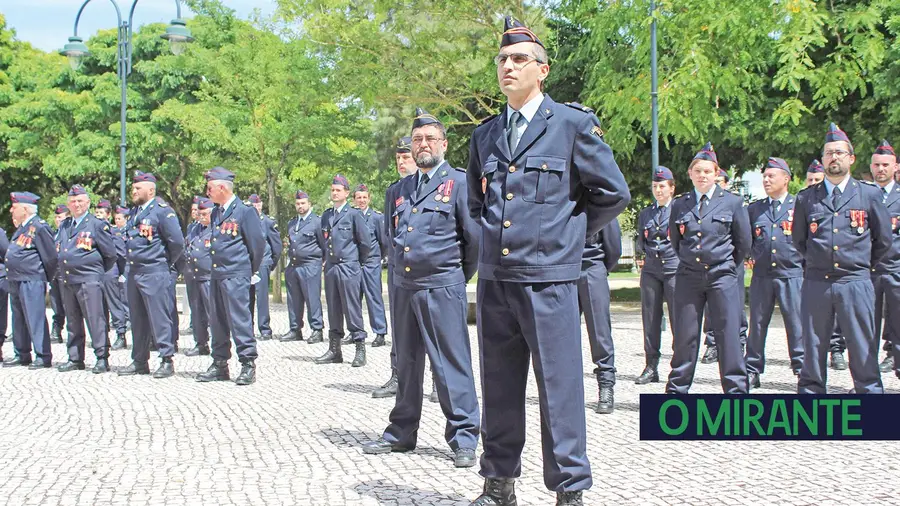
[0,304,896,505]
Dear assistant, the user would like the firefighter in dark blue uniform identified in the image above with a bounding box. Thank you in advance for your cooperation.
[580,220,621,414]
[352,184,388,346]
[0,226,8,361]
[745,157,804,389]
[3,192,57,368]
[247,194,283,340]
[868,140,899,377]
[666,143,751,394]
[280,190,325,343]
[57,186,118,373]
[196,167,266,385]
[95,199,129,352]
[465,17,630,506]
[49,204,69,344]
[362,109,481,468]
[110,206,131,350]
[181,196,201,338]
[119,171,185,379]
[700,168,749,363]
[183,198,214,356]
[805,159,849,370]
[635,167,679,385]
[315,174,372,368]
[793,124,890,394]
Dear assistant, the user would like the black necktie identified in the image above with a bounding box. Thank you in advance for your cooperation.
[655,205,664,223]
[699,194,708,213]
[883,187,889,204]
[771,199,779,216]
[508,111,524,152]
[417,174,429,197]
[832,187,842,208]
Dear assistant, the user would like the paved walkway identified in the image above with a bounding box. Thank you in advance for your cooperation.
[0,301,896,505]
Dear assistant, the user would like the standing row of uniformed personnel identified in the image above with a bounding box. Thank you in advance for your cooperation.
[465,16,630,506]
[247,194,283,341]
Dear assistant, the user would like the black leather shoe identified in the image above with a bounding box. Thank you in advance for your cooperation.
[197,360,230,382]
[279,330,303,342]
[184,344,210,357]
[179,327,193,336]
[57,361,85,372]
[92,359,110,374]
[635,364,659,385]
[748,372,760,389]
[361,438,410,455]
[307,329,324,344]
[235,361,256,385]
[3,356,32,367]
[469,478,517,506]
[556,491,583,506]
[341,334,353,345]
[28,360,52,370]
[314,335,343,364]
[596,385,614,414]
[830,351,848,370]
[454,448,476,468]
[793,368,801,377]
[879,354,894,373]
[118,362,150,376]
[257,333,273,341]
[111,334,127,350]
[701,346,718,364]
[51,325,64,344]
[152,358,175,379]
[372,334,386,347]
[351,341,366,367]
[372,373,398,398]
[429,382,439,403]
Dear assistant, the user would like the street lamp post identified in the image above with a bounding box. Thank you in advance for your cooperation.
[650,0,659,177]
[61,0,193,207]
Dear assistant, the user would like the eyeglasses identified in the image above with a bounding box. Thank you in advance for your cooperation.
[493,52,543,70]
[411,135,445,145]
[823,149,851,158]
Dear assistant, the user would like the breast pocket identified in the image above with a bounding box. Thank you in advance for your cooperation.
[712,213,733,236]
[753,221,767,241]
[423,202,451,234]
[482,159,499,207]
[393,202,409,232]
[522,156,567,203]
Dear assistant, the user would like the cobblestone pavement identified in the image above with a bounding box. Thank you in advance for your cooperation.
[0,297,898,506]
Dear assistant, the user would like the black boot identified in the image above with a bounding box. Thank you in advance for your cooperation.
[748,371,760,389]
[307,329,324,344]
[111,334,127,350]
[469,478,517,506]
[235,360,256,385]
[596,384,614,414]
[372,372,398,398]
[701,346,718,364]
[556,491,583,506]
[196,360,230,382]
[341,334,353,345]
[153,357,175,379]
[635,357,660,385]
[429,381,439,403]
[51,324,64,344]
[879,354,894,373]
[184,344,211,357]
[279,330,303,342]
[314,334,343,364]
[351,341,366,367]
[830,351,847,370]
[372,334,386,347]
[57,361,85,372]
[92,358,110,374]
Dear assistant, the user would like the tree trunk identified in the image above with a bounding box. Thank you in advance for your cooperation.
[266,161,283,303]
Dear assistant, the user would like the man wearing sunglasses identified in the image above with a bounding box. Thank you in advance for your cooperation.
[466,16,630,506]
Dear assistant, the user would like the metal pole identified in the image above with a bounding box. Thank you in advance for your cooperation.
[650,0,659,175]
[119,20,128,207]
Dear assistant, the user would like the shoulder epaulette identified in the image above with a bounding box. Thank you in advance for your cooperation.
[157,200,168,208]
[564,102,595,114]
[859,179,877,186]
[480,114,498,125]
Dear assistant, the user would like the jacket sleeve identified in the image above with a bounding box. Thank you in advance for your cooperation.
[354,212,372,262]
[575,113,632,237]
[466,135,485,221]
[669,201,683,256]
[374,213,387,258]
[731,200,752,265]
[158,209,185,270]
[35,224,58,282]
[634,210,646,256]
[383,188,395,263]
[94,220,119,273]
[0,229,8,259]
[266,218,283,268]
[456,176,480,282]
[791,192,809,258]
[601,219,622,272]
[316,213,328,256]
[242,207,266,275]
[869,189,892,265]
